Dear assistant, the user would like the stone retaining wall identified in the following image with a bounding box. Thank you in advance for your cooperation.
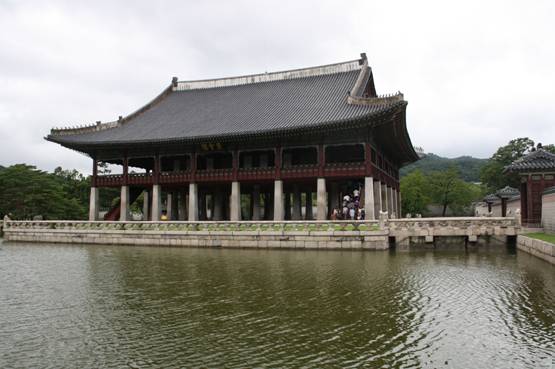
[517,235,554,265]
[4,228,389,250]
[2,218,519,251]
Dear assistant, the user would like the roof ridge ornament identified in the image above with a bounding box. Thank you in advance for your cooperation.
[173,57,363,91]
[50,119,120,136]
[347,91,405,106]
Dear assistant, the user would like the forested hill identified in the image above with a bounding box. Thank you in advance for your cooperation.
[400,153,487,182]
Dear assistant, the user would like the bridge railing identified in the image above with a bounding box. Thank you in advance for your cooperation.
[388,217,517,229]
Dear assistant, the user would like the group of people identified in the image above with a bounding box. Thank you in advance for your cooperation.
[330,188,366,220]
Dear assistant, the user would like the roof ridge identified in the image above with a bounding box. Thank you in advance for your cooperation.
[516,148,555,162]
[173,56,365,91]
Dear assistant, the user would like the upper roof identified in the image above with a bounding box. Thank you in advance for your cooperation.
[504,148,555,173]
[46,53,417,164]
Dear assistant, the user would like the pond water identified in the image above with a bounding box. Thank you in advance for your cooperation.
[0,241,553,368]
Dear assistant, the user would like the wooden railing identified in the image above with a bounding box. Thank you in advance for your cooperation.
[93,160,389,187]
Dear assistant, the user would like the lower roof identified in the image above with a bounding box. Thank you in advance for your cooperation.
[505,148,555,173]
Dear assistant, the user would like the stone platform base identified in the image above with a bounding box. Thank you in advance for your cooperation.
[2,218,520,251]
[4,228,389,250]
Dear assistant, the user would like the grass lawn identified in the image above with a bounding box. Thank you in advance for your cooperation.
[525,232,555,244]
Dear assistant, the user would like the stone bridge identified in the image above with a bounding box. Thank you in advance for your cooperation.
[2,217,519,249]
[387,217,518,246]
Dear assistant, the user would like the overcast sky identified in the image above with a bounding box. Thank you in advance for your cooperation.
[1,0,554,174]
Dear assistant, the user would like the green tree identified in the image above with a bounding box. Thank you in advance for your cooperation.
[428,167,480,216]
[400,170,430,216]
[480,137,536,191]
[53,167,90,217]
[0,164,85,220]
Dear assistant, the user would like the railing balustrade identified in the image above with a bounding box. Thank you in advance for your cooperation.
[3,220,382,233]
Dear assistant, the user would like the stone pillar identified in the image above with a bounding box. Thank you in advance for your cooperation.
[213,190,224,221]
[199,193,207,220]
[252,185,261,220]
[396,190,401,218]
[151,184,161,221]
[230,181,241,221]
[188,183,198,221]
[178,190,187,220]
[166,192,173,220]
[381,183,388,213]
[284,192,291,220]
[364,177,375,220]
[273,180,284,221]
[292,185,302,220]
[388,187,394,217]
[397,190,402,218]
[317,178,327,220]
[89,187,99,221]
[329,182,339,213]
[305,192,313,220]
[391,187,399,218]
[143,190,150,221]
[171,191,179,220]
[120,186,130,221]
[374,180,382,217]
[266,192,274,220]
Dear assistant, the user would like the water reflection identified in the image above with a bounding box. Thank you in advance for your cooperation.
[0,241,553,368]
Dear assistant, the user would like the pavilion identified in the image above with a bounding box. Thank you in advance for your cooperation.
[47,53,419,221]
[505,145,555,227]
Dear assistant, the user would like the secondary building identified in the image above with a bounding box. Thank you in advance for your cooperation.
[505,145,555,227]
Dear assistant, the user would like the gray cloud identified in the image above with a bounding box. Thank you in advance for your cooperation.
[1,0,553,174]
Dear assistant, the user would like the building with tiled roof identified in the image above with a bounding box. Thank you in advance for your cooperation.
[48,53,419,222]
[505,146,555,226]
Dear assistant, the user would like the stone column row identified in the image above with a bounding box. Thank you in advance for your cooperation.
[94,177,399,222]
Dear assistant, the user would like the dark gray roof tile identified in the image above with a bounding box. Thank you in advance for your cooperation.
[505,149,555,172]
[48,66,399,146]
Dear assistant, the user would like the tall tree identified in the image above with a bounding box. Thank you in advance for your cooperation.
[428,167,480,216]
[480,137,535,191]
[0,165,86,219]
[400,170,430,216]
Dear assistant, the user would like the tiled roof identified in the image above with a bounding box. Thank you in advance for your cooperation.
[495,186,520,199]
[483,193,498,203]
[46,56,406,147]
[505,149,555,172]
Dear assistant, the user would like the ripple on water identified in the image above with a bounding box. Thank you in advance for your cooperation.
[0,243,553,368]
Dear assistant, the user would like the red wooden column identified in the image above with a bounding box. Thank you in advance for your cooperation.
[153,155,160,185]
[89,158,100,221]
[122,156,129,186]
[92,158,98,187]
[191,153,197,182]
[275,146,282,179]
[232,149,239,181]
[526,175,533,225]
[318,144,325,177]
[230,149,241,221]
[364,143,373,177]
[273,146,284,220]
